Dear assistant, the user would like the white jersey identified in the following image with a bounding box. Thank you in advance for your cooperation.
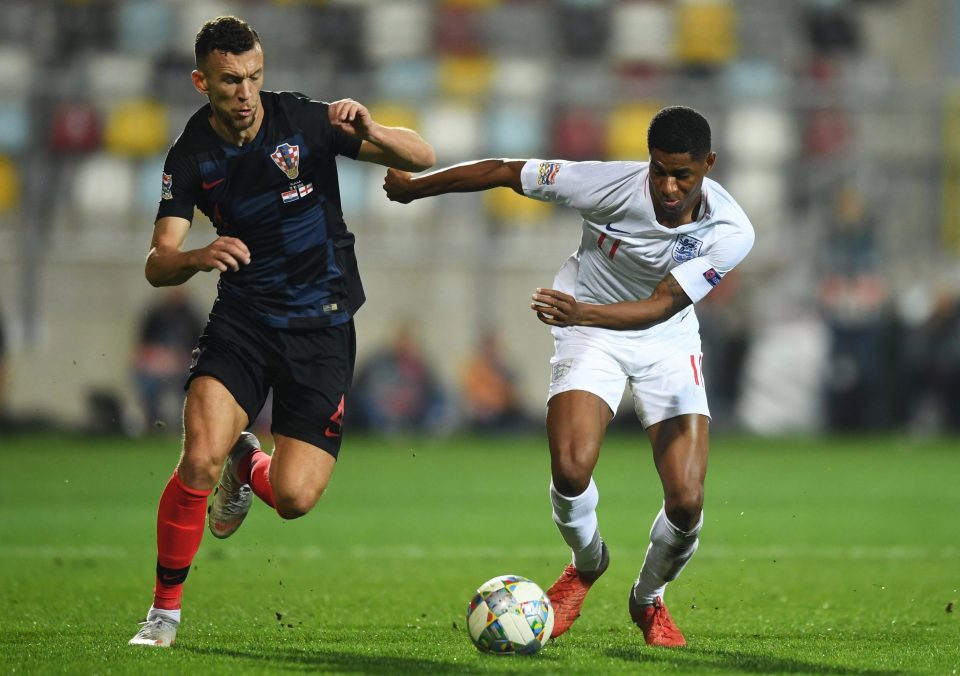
[520,159,755,358]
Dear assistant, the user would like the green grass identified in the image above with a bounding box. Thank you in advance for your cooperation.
[1,433,958,674]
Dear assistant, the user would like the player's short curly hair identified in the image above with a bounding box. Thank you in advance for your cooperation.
[647,106,712,159]
[195,16,261,68]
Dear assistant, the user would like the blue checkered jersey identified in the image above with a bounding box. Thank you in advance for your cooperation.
[157,91,364,329]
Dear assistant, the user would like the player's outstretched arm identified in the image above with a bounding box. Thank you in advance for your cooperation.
[383,159,526,204]
[145,216,251,287]
[329,98,435,171]
[530,274,692,331]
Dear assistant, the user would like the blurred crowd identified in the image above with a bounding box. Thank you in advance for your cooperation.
[126,302,536,438]
[123,280,960,439]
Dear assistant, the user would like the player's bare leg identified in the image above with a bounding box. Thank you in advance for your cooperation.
[544,390,612,638]
[179,376,251,490]
[268,434,337,520]
[131,376,247,647]
[629,413,709,647]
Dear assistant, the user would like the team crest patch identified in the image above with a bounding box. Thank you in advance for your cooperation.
[672,234,703,262]
[270,143,300,180]
[551,358,574,385]
[160,173,173,200]
[703,268,722,287]
[537,162,562,186]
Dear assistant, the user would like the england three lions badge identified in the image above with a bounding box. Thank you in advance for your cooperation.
[672,234,703,262]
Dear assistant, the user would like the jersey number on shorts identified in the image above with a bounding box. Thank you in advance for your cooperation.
[324,395,345,438]
[596,233,621,259]
[690,354,704,387]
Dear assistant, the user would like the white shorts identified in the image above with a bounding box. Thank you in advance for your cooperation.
[547,327,710,429]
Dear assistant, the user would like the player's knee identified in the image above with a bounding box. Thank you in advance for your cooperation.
[551,454,594,496]
[176,454,222,490]
[664,489,703,531]
[275,489,323,520]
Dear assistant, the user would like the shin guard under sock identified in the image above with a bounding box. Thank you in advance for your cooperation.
[153,471,210,610]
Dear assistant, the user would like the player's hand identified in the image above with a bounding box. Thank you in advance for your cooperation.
[193,236,250,273]
[383,167,416,203]
[530,288,584,327]
[329,98,375,139]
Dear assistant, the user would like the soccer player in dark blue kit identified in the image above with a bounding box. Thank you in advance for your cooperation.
[129,16,435,647]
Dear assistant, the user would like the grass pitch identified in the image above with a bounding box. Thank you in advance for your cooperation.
[1,432,958,674]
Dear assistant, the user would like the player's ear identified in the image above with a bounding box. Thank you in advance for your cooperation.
[191,69,207,96]
[703,151,717,174]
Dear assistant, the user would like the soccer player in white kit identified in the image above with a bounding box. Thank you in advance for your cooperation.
[383,107,754,647]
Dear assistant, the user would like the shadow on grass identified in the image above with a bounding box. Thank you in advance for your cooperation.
[184,644,562,674]
[606,645,910,675]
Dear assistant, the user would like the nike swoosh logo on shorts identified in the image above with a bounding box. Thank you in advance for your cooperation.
[605,223,629,235]
[202,178,225,190]
[324,427,341,438]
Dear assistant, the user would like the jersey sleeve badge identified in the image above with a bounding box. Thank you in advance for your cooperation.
[537,162,562,186]
[160,173,173,200]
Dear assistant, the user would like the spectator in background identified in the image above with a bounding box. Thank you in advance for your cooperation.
[816,182,890,430]
[899,288,960,433]
[459,329,530,432]
[352,322,451,434]
[132,287,204,433]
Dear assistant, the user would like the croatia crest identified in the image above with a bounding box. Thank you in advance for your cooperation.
[270,143,300,180]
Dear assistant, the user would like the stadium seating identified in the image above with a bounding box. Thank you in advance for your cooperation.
[0,155,20,213]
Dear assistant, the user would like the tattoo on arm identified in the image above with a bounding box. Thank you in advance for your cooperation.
[654,275,692,320]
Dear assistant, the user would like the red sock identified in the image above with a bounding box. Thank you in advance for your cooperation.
[249,450,277,509]
[153,470,211,611]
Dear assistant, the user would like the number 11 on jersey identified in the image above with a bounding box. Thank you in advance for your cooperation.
[597,233,621,259]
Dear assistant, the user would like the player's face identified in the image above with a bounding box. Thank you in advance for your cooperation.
[192,45,265,142]
[648,149,716,223]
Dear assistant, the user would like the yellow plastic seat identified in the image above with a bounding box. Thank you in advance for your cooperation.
[104,99,169,158]
[676,2,737,65]
[605,102,662,160]
[484,187,552,225]
[0,155,20,212]
[439,56,494,100]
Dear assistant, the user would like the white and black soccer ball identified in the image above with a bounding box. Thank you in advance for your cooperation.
[466,574,554,655]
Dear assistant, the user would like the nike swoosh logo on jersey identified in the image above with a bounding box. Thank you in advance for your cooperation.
[201,178,225,190]
[605,223,629,235]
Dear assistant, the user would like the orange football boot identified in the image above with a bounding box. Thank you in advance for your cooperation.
[629,593,686,647]
[546,541,609,638]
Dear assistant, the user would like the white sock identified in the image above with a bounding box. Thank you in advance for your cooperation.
[550,478,603,572]
[148,606,181,624]
[632,506,703,605]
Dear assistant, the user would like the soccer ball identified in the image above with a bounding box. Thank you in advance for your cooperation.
[466,574,554,655]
